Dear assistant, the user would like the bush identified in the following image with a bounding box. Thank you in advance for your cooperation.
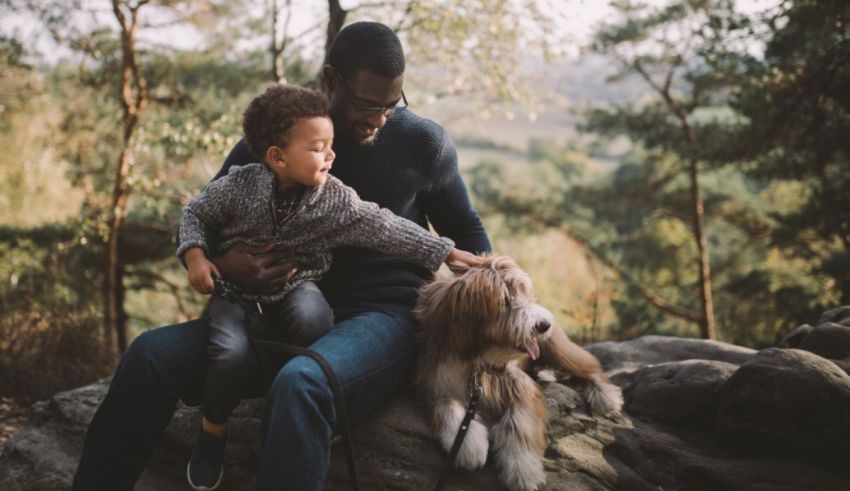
[0,225,114,401]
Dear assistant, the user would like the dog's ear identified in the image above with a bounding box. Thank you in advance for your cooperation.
[415,279,453,329]
[450,268,505,330]
[416,270,505,356]
[415,278,467,355]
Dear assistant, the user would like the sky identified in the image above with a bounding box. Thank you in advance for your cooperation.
[1,0,777,66]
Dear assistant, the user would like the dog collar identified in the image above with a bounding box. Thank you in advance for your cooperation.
[474,361,507,375]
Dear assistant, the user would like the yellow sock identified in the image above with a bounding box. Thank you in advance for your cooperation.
[202,417,228,437]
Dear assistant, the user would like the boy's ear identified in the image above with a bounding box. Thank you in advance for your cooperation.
[266,145,286,167]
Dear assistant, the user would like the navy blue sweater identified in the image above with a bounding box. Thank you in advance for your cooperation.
[218,108,491,315]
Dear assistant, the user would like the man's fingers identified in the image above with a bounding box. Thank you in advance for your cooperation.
[261,263,297,284]
[254,253,293,269]
[239,241,278,256]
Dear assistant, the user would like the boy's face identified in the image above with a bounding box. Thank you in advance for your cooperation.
[328,69,404,145]
[268,116,335,187]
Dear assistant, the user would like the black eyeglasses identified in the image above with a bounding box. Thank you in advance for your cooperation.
[334,70,408,118]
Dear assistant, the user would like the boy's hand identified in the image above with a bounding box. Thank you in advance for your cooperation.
[210,242,297,294]
[185,248,221,294]
[445,248,484,272]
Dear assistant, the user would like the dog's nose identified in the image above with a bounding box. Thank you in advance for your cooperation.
[534,321,551,334]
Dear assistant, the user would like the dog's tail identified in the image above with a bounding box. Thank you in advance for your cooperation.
[539,326,623,416]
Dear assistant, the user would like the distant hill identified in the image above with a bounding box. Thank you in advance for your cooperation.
[417,53,645,166]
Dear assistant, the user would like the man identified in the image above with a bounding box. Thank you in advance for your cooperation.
[73,21,490,490]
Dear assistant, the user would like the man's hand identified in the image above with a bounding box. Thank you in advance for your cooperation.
[445,248,484,273]
[185,248,220,294]
[209,242,297,294]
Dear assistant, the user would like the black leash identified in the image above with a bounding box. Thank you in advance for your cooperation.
[213,279,360,491]
[434,370,483,491]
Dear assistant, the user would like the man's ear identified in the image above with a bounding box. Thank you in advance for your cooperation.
[321,65,336,94]
[266,145,286,168]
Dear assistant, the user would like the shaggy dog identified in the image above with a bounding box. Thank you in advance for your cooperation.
[415,255,623,491]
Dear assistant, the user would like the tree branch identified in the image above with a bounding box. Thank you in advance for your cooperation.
[125,269,190,319]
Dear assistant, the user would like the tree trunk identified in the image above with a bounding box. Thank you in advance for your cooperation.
[688,159,716,340]
[270,0,279,81]
[632,61,717,338]
[105,0,148,355]
[323,0,347,67]
[270,0,282,81]
[270,0,293,83]
[103,145,133,353]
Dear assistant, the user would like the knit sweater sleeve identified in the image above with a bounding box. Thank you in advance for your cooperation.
[176,170,243,260]
[327,180,454,271]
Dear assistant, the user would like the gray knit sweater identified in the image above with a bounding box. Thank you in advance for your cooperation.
[178,163,454,302]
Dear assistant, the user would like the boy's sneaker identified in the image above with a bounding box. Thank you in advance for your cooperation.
[187,427,226,490]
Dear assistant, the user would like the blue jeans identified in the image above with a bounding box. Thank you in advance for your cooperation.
[72,307,417,491]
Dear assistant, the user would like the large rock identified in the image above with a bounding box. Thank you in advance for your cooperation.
[0,378,638,491]
[4,322,850,490]
[715,348,850,474]
[586,335,756,373]
[614,359,737,428]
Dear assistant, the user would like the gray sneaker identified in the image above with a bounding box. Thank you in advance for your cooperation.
[187,427,226,490]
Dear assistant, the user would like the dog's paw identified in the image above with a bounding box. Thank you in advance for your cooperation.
[498,451,545,491]
[535,369,557,383]
[587,380,624,416]
[453,419,489,470]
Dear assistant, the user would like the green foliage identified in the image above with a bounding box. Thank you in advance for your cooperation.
[723,0,850,302]
[2,0,847,404]
[0,225,113,400]
[467,134,839,346]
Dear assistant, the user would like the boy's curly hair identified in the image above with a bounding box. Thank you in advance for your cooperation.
[243,84,329,159]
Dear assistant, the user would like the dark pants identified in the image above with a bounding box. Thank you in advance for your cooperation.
[204,281,333,424]
[72,304,416,491]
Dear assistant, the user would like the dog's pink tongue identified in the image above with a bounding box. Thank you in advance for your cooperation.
[525,339,540,360]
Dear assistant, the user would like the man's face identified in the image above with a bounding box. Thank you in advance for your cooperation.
[328,69,404,145]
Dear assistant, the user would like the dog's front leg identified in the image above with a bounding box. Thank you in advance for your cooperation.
[433,398,489,470]
[490,402,546,491]
[539,326,623,416]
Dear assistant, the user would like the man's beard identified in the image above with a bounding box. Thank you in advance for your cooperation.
[358,131,379,146]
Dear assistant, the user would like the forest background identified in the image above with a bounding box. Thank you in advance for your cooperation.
[0,0,847,412]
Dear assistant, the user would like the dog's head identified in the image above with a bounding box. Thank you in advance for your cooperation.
[415,255,555,364]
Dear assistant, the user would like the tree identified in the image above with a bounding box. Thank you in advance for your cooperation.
[725,0,850,303]
[585,0,756,339]
[103,0,150,354]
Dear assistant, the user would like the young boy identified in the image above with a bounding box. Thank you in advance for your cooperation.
[178,83,479,490]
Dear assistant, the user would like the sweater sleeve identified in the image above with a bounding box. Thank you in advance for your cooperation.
[423,129,492,254]
[176,172,240,260]
[328,183,455,271]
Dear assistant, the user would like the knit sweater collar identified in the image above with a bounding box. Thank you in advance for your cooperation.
[257,163,331,207]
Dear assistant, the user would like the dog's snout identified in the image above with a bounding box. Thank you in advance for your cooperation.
[534,321,551,334]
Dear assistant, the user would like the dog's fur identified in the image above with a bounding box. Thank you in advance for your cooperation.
[415,255,623,491]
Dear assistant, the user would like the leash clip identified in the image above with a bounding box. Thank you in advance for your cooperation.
[468,369,483,401]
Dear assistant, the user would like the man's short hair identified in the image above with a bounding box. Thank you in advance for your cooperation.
[243,84,328,158]
[328,21,405,80]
